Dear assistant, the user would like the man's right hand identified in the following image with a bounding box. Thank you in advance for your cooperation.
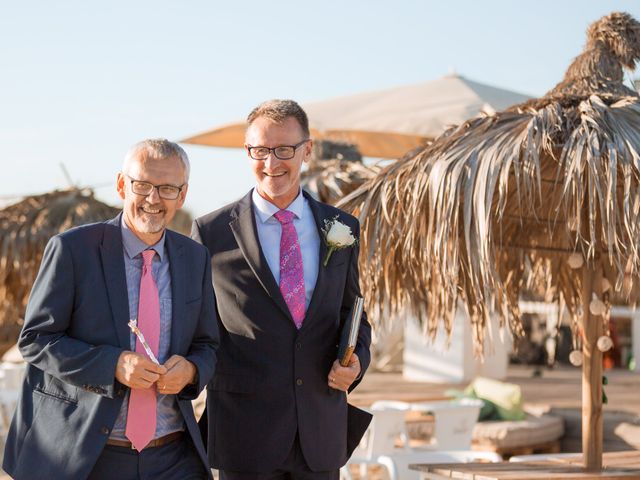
[115,351,167,389]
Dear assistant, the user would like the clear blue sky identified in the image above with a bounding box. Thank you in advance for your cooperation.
[3,1,639,217]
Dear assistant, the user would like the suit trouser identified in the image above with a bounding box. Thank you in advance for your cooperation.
[219,434,339,480]
[87,435,208,480]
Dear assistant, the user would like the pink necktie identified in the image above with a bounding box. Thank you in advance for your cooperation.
[274,210,305,328]
[125,249,160,451]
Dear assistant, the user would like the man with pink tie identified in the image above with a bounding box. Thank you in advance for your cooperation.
[3,139,219,479]
[192,100,372,480]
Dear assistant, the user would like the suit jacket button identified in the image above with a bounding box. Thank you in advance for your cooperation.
[101,426,110,435]
[296,379,303,386]
[296,342,302,350]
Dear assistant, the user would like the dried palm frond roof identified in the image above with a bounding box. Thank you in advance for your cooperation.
[301,159,382,206]
[301,140,382,205]
[539,11,640,107]
[0,187,193,352]
[339,12,640,351]
[0,189,119,348]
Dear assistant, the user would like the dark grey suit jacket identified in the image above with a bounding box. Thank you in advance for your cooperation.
[192,190,371,473]
[3,215,219,480]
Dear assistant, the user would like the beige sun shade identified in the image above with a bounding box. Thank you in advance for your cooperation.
[181,74,531,159]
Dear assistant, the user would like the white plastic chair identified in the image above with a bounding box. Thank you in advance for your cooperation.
[0,390,19,436]
[370,400,412,411]
[342,405,411,479]
[0,362,24,438]
[341,448,501,480]
[0,362,25,390]
[341,400,497,479]
[409,399,482,450]
[388,450,502,480]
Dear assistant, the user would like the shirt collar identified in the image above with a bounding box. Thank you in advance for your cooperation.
[251,188,304,224]
[120,216,166,262]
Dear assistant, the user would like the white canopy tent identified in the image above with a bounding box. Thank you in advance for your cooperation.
[181,74,531,159]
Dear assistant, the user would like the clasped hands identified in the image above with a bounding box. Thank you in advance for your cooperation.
[115,352,196,394]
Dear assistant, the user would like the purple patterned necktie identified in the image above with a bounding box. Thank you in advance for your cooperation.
[274,210,305,328]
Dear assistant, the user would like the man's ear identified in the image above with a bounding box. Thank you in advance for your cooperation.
[116,173,126,200]
[175,184,188,209]
[303,139,313,162]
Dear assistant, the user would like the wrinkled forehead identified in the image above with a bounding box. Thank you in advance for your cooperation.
[245,116,306,145]
[126,154,187,183]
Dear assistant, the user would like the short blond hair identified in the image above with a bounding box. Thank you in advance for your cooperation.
[246,99,310,138]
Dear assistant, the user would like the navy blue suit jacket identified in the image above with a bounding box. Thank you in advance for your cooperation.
[192,191,372,473]
[3,215,219,479]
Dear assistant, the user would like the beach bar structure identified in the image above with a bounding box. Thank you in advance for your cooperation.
[341,12,640,473]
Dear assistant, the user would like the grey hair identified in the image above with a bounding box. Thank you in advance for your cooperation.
[122,139,190,182]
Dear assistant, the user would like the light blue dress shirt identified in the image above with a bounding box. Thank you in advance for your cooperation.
[252,188,320,309]
[110,217,184,441]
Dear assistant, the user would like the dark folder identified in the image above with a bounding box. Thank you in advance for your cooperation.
[337,296,364,367]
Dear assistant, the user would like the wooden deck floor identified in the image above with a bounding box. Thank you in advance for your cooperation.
[350,365,640,415]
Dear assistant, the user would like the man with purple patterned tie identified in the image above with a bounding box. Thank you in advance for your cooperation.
[3,139,219,479]
[192,100,372,479]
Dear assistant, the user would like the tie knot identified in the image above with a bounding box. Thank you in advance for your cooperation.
[274,210,295,225]
[142,249,155,266]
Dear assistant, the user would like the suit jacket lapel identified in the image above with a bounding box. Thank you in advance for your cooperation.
[229,192,293,322]
[302,191,330,327]
[166,231,185,355]
[100,214,132,349]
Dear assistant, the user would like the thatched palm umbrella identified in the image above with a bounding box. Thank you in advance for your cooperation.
[340,12,640,471]
[0,189,195,354]
[301,140,382,205]
[0,189,120,352]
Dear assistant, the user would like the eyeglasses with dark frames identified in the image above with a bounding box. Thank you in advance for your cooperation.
[246,139,309,160]
[126,176,185,200]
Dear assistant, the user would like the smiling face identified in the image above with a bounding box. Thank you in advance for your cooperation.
[246,115,312,209]
[116,154,188,245]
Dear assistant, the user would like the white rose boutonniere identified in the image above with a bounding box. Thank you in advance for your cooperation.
[321,216,357,267]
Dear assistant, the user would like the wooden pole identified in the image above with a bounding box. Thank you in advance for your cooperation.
[582,265,603,471]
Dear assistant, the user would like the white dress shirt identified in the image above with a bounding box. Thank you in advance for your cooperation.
[252,188,320,309]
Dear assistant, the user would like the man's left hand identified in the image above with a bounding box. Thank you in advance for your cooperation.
[327,353,361,392]
[157,355,196,394]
